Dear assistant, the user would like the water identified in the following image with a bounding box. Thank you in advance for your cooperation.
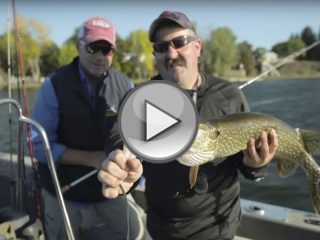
[0,79,319,213]
[0,88,38,154]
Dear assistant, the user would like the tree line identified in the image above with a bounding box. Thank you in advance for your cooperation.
[0,16,319,84]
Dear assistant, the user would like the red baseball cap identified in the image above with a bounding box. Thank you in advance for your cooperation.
[78,17,116,48]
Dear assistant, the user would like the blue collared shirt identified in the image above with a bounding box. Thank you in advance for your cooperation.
[78,62,108,107]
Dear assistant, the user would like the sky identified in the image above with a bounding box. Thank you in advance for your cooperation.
[0,0,319,50]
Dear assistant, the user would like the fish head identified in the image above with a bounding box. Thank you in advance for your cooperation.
[177,120,220,166]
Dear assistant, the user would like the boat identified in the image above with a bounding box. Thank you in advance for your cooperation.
[237,199,320,240]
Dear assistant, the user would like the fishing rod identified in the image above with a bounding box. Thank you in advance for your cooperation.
[10,0,43,220]
[239,39,320,89]
[0,98,76,240]
[61,146,135,193]
[61,169,98,193]
[6,0,15,194]
[9,0,26,213]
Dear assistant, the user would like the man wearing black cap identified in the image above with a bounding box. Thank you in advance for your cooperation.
[99,11,278,240]
[31,17,144,240]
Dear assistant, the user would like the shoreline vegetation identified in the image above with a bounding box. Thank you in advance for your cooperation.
[1,60,320,89]
[0,74,320,90]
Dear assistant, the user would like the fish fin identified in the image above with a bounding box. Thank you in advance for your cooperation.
[299,129,320,155]
[310,182,320,215]
[189,166,199,188]
[276,158,298,178]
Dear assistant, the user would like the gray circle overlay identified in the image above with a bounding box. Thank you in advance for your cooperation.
[118,80,199,163]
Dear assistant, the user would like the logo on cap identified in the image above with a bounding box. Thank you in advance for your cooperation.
[91,19,110,28]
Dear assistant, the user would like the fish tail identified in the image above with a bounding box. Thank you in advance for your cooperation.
[310,181,320,214]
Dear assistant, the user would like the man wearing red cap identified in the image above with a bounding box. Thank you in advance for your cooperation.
[99,11,278,240]
[31,17,144,240]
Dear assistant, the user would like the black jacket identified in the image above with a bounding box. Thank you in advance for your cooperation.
[144,73,266,240]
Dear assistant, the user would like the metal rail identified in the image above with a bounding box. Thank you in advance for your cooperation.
[0,98,75,240]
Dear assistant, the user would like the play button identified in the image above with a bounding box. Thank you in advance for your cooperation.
[145,100,181,141]
[118,80,199,163]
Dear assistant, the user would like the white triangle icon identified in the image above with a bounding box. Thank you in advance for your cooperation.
[145,100,180,141]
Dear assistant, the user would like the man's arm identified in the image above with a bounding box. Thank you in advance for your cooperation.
[31,78,66,164]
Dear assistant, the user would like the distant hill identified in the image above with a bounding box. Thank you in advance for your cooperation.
[277,60,320,79]
[231,60,320,81]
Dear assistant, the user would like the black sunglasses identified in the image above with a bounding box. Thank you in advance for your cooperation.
[153,35,197,53]
[83,42,113,55]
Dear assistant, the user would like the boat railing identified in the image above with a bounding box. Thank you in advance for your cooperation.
[0,98,75,240]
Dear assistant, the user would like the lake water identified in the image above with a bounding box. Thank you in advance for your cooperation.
[0,78,319,213]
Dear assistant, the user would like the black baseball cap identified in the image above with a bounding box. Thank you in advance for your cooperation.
[148,11,195,42]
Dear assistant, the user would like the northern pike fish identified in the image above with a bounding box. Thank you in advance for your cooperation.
[177,112,320,214]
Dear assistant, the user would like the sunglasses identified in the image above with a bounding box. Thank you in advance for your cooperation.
[82,41,113,55]
[153,35,197,53]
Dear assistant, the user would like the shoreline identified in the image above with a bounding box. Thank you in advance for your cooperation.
[1,75,320,90]
[0,81,42,90]
[226,74,320,82]
[260,74,320,81]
